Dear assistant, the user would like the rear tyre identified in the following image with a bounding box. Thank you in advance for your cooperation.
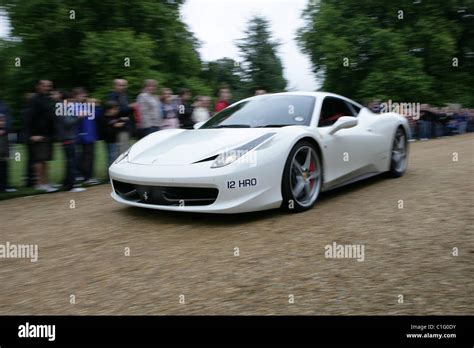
[388,127,408,178]
[281,141,322,213]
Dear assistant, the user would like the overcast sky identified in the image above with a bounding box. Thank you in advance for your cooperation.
[181,0,319,91]
[0,10,9,37]
[0,0,319,90]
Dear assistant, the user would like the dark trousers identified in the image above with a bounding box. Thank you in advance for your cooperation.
[0,160,7,192]
[62,142,77,191]
[77,143,95,181]
[25,143,35,187]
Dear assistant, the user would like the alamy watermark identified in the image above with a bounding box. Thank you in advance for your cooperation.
[18,322,55,341]
[0,242,38,262]
[219,149,258,167]
[55,100,96,120]
[325,242,365,262]
[380,99,420,120]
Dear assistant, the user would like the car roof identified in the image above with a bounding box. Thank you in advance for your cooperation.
[242,91,364,109]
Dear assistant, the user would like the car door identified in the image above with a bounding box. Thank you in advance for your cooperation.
[317,96,373,187]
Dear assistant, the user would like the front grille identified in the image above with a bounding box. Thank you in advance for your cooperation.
[113,180,218,206]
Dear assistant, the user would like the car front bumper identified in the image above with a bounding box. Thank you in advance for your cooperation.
[109,156,284,214]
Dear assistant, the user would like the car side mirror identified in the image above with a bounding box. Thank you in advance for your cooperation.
[328,116,358,135]
[193,121,205,129]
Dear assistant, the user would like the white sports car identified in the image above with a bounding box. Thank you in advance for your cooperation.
[110,92,409,213]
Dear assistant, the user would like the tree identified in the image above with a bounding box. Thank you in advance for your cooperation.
[237,16,286,94]
[79,29,163,98]
[297,0,474,106]
[201,58,247,101]
[0,0,209,124]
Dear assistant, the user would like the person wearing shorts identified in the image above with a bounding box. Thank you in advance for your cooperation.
[26,80,58,193]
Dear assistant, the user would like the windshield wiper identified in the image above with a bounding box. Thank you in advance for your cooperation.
[255,124,293,128]
[208,124,251,128]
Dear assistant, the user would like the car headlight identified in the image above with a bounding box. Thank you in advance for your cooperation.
[211,133,276,168]
[114,147,131,164]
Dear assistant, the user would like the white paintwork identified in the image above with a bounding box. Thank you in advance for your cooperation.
[109,92,409,213]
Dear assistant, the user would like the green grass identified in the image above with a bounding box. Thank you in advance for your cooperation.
[0,141,110,200]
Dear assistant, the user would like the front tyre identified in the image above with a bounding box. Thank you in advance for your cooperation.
[281,141,322,212]
[388,127,408,178]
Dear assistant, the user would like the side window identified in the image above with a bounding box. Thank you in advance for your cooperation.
[318,97,355,127]
[347,101,361,115]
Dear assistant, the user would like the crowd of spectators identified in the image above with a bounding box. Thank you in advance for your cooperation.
[413,104,472,140]
[0,79,233,193]
[0,85,472,194]
[368,101,474,140]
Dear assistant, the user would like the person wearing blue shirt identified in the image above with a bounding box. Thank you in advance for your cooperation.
[77,98,100,185]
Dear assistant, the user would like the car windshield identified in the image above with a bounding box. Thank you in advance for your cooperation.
[201,95,316,129]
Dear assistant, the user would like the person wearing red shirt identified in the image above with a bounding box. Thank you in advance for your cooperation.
[214,87,232,113]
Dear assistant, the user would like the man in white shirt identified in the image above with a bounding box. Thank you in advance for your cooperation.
[192,96,211,124]
[137,79,162,138]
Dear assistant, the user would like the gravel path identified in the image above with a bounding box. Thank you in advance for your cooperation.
[1,134,473,315]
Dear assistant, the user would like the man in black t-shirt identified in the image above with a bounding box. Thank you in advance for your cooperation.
[26,80,58,192]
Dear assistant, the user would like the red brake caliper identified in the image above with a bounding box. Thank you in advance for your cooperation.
[309,161,315,188]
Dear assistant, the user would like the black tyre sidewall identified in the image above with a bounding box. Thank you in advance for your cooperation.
[281,141,321,212]
[389,127,408,178]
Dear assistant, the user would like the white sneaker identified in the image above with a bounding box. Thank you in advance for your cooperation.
[69,187,86,193]
[45,185,59,193]
[35,185,57,193]
[83,178,100,185]
[5,188,17,193]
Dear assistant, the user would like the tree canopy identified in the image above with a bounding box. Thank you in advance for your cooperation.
[237,16,287,94]
[0,3,290,127]
[201,57,246,101]
[0,0,208,114]
[297,0,474,106]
